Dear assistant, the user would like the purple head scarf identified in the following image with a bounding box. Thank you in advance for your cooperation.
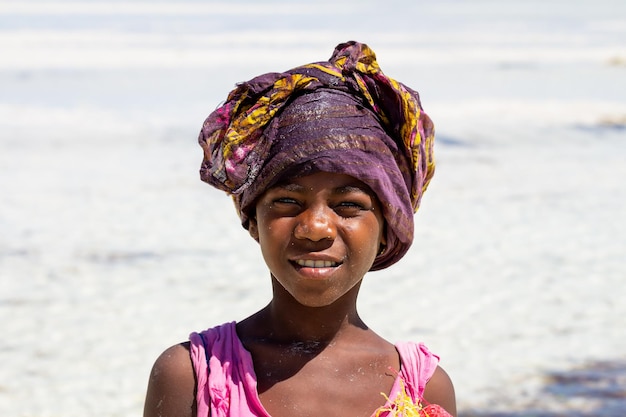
[199,41,435,270]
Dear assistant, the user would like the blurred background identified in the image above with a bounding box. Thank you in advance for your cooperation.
[1,1,625,416]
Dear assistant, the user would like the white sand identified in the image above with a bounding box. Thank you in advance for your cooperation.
[1,1,625,416]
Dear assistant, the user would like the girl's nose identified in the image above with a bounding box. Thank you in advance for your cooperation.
[293,205,336,242]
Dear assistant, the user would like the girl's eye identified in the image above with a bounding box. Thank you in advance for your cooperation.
[274,197,299,205]
[339,201,364,208]
[269,197,302,214]
[334,201,367,217]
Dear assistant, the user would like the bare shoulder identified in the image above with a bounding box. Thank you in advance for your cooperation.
[423,365,457,417]
[143,342,197,417]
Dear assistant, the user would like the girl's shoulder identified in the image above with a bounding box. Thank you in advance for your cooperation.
[423,365,456,416]
[144,342,196,417]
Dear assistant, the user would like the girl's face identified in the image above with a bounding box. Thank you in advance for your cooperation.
[249,171,386,308]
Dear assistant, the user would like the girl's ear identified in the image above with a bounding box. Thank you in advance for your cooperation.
[377,227,387,256]
[380,224,387,247]
[248,218,260,242]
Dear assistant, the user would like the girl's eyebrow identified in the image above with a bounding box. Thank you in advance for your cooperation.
[273,182,305,192]
[333,185,369,195]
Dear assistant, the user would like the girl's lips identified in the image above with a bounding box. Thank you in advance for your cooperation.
[290,259,343,280]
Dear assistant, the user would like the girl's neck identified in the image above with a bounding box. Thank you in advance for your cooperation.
[243,278,368,345]
[268,302,365,343]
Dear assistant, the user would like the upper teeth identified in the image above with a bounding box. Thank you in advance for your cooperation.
[296,260,337,268]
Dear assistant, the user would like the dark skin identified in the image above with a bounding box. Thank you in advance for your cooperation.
[144,172,456,417]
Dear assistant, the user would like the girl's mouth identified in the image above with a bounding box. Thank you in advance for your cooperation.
[293,259,340,268]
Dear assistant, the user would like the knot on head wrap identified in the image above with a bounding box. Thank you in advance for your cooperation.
[199,41,435,270]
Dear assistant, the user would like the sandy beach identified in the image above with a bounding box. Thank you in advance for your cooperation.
[1,1,625,416]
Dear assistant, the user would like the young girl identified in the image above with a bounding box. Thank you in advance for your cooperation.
[143,41,456,417]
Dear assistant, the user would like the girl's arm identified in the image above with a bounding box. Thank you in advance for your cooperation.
[143,342,197,417]
[423,365,457,417]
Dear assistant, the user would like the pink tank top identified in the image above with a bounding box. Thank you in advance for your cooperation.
[189,322,440,417]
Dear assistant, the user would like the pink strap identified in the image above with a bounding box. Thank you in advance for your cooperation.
[189,329,212,417]
[190,322,268,417]
[396,341,440,400]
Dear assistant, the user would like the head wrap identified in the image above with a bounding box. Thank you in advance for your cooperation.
[199,41,435,270]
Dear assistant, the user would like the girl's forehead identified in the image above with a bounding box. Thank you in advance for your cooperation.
[269,171,379,200]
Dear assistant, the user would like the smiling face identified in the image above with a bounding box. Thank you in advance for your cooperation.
[248,171,386,308]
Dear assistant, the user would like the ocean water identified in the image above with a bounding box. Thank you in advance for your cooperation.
[2,0,625,135]
[1,1,625,416]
